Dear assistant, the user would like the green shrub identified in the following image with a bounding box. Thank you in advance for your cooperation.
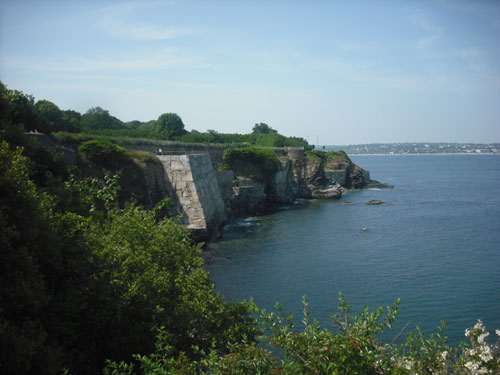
[128,150,162,165]
[79,140,130,170]
[78,140,155,206]
[305,150,351,165]
[326,150,351,163]
[223,147,281,182]
[106,294,500,375]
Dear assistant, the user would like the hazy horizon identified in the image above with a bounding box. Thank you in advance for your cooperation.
[1,0,499,144]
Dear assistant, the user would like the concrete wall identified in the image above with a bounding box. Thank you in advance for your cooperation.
[158,154,226,239]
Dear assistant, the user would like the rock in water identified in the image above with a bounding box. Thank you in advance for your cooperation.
[310,184,342,199]
[364,199,387,205]
[365,180,394,189]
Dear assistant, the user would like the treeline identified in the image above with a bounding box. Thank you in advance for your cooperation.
[0,81,309,148]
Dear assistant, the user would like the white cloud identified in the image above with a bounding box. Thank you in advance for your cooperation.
[0,48,202,73]
[407,11,443,51]
[103,18,194,41]
[93,0,197,41]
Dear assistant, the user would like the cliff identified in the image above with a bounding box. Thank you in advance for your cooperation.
[215,148,390,219]
[32,135,390,241]
[292,153,342,199]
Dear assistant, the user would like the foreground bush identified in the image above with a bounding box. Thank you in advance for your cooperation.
[107,294,500,375]
[0,138,257,374]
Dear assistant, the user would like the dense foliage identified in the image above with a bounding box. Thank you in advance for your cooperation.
[79,139,130,168]
[81,107,125,131]
[156,113,187,140]
[106,294,500,375]
[223,146,281,183]
[0,130,257,374]
[1,80,309,148]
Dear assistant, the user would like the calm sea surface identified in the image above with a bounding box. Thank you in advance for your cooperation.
[204,155,500,345]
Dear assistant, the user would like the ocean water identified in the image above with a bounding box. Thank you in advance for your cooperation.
[204,155,500,345]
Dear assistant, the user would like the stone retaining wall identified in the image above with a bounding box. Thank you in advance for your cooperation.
[158,154,226,239]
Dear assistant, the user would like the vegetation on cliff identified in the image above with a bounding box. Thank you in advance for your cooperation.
[300,150,369,189]
[306,149,352,165]
[223,146,281,183]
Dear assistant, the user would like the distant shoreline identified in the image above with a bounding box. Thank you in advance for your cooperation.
[323,142,499,155]
[350,153,500,156]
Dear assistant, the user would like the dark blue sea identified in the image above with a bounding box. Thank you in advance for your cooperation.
[204,155,500,345]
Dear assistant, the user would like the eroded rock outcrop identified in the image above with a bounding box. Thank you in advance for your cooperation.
[270,159,296,204]
[292,153,342,199]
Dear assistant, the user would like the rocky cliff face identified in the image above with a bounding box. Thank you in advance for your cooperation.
[270,160,296,204]
[292,154,341,199]
[322,151,392,190]
[31,134,389,241]
[129,150,390,238]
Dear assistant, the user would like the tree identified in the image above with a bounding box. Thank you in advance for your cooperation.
[252,122,277,134]
[156,113,187,140]
[0,140,98,374]
[35,99,63,133]
[1,83,43,132]
[124,120,142,129]
[61,109,82,133]
[81,107,124,130]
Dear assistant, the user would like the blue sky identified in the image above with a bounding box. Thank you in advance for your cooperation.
[1,0,499,144]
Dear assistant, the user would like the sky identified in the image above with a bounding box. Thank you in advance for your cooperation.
[1,0,499,145]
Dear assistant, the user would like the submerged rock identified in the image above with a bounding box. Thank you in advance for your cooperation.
[365,199,387,205]
[365,180,394,189]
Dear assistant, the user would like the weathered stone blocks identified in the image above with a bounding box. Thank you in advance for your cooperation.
[157,154,226,240]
